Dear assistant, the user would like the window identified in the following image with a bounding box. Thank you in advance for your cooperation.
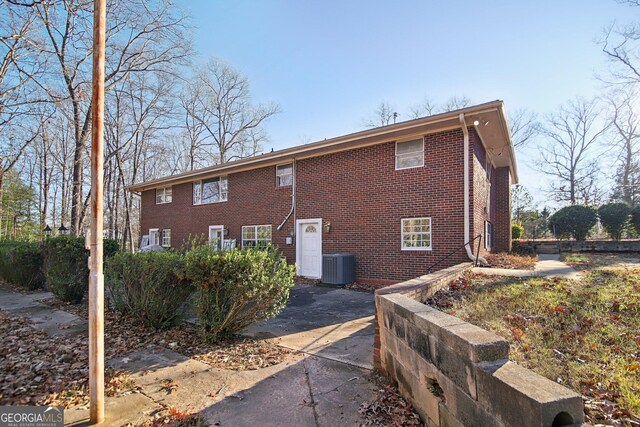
[193,176,228,205]
[156,187,172,204]
[242,225,272,248]
[485,221,493,250]
[395,138,424,170]
[162,229,171,247]
[401,217,432,250]
[149,228,159,246]
[276,164,293,187]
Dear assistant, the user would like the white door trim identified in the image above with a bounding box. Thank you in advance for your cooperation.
[208,225,224,249]
[296,218,322,279]
[149,228,159,246]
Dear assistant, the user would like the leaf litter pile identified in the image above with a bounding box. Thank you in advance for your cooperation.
[485,252,538,270]
[359,372,423,427]
[0,298,292,410]
[0,311,136,408]
[44,297,292,371]
[426,271,640,426]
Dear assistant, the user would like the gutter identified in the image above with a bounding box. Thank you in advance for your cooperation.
[460,113,488,266]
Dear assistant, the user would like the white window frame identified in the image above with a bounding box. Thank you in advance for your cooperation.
[208,225,224,250]
[149,228,159,246]
[193,176,228,205]
[485,221,493,250]
[241,225,272,248]
[161,229,171,247]
[155,187,172,204]
[401,217,432,251]
[395,138,425,170]
[276,164,293,187]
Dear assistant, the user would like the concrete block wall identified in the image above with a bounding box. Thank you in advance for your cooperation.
[374,265,584,427]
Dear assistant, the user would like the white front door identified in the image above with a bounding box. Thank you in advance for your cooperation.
[296,219,322,278]
[209,225,224,250]
[149,228,159,246]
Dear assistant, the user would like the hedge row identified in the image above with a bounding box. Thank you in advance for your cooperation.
[0,238,296,342]
[548,203,640,241]
[0,236,120,302]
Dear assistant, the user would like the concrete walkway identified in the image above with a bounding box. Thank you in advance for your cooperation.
[0,284,377,427]
[472,254,582,279]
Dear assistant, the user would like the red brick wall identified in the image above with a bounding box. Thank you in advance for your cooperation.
[493,167,512,252]
[139,127,512,282]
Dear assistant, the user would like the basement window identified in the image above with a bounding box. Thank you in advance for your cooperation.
[193,176,228,205]
[401,217,432,250]
[242,225,272,248]
[395,138,424,170]
[156,187,172,204]
[485,221,493,250]
[276,164,293,187]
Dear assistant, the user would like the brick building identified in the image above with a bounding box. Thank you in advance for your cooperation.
[129,100,518,284]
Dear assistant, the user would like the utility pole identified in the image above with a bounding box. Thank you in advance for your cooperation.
[89,0,106,423]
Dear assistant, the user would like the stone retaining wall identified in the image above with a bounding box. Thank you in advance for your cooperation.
[374,264,584,427]
[527,240,640,253]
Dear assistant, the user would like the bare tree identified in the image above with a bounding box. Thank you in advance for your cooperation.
[536,98,610,205]
[181,58,280,165]
[440,95,472,112]
[409,96,437,119]
[508,108,538,149]
[27,0,191,234]
[606,88,640,204]
[364,101,398,127]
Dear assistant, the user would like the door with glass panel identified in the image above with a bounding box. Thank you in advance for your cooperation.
[208,225,224,250]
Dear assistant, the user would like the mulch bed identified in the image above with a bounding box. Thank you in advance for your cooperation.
[485,253,538,270]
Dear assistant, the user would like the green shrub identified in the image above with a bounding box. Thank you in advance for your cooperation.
[185,245,295,342]
[630,206,640,236]
[105,251,193,330]
[548,205,597,241]
[598,203,631,240]
[43,236,89,304]
[0,240,45,290]
[511,223,524,239]
[104,239,120,258]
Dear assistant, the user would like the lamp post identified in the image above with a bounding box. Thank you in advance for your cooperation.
[44,225,52,238]
[58,223,69,235]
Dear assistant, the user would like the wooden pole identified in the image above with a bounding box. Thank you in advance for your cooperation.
[89,0,106,423]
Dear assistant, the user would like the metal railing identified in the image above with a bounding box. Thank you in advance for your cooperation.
[426,234,483,274]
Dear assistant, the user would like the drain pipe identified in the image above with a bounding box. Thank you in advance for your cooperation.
[460,113,488,266]
[277,159,295,231]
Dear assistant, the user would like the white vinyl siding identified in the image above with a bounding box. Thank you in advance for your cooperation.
[193,176,228,205]
[161,229,171,247]
[156,187,172,204]
[395,138,424,170]
[276,164,293,187]
[401,217,432,250]
[242,225,272,248]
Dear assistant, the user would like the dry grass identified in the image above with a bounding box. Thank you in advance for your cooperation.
[426,271,640,426]
[485,253,538,270]
[562,252,640,271]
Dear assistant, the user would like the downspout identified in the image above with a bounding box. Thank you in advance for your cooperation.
[277,159,295,231]
[459,113,488,266]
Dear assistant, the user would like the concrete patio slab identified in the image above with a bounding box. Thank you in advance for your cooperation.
[244,285,375,369]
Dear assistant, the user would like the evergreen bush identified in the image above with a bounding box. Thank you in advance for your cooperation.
[548,205,597,241]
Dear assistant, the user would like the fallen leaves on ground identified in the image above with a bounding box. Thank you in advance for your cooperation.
[0,310,137,408]
[485,253,538,270]
[44,297,293,371]
[359,372,423,426]
[125,407,206,427]
[425,270,640,426]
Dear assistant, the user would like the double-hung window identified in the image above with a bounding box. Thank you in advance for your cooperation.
[242,225,272,248]
[395,138,424,170]
[161,229,171,247]
[401,217,432,250]
[276,164,293,187]
[156,187,172,204]
[485,221,494,250]
[193,176,228,205]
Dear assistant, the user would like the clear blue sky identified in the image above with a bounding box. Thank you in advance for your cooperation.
[184,0,634,204]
